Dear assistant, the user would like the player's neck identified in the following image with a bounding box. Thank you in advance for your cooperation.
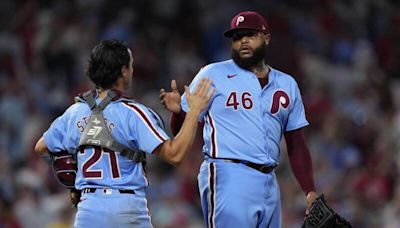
[98,87,124,99]
[98,79,125,99]
[250,61,269,79]
[98,89,109,99]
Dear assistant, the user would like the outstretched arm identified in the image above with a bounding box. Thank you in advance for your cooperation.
[154,78,215,165]
[284,128,318,214]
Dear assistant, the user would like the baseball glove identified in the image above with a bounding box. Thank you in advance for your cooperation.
[302,194,352,228]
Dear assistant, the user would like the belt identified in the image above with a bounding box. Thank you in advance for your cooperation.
[83,188,135,194]
[230,159,276,174]
[222,158,276,174]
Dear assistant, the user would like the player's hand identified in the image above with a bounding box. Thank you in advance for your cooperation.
[185,78,215,115]
[70,189,81,208]
[160,80,182,114]
[305,191,318,215]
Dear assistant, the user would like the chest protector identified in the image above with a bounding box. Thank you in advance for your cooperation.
[78,90,145,163]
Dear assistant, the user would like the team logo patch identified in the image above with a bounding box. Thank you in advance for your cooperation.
[236,16,245,26]
[87,126,102,139]
[270,90,290,114]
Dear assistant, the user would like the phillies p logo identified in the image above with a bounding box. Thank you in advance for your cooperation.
[236,16,245,26]
[270,90,290,114]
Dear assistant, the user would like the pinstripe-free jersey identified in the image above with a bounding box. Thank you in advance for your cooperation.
[182,60,308,228]
[43,92,169,194]
[182,59,308,165]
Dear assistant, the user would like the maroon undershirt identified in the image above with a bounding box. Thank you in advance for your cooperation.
[169,77,316,195]
[258,76,269,88]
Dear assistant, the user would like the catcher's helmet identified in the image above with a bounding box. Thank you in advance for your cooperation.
[51,152,77,188]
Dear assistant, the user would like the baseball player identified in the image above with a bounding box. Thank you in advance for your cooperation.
[160,11,318,227]
[35,39,214,227]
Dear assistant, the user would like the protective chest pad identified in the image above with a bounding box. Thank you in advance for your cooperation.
[78,112,115,149]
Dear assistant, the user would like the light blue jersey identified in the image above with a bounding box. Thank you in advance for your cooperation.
[44,92,169,227]
[44,93,169,195]
[182,60,309,228]
[182,59,308,165]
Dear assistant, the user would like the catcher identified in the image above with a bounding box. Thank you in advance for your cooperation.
[35,39,214,227]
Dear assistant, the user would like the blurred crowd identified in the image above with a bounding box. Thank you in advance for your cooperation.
[1,0,400,227]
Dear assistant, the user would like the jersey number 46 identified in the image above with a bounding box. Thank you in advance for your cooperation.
[225,92,253,110]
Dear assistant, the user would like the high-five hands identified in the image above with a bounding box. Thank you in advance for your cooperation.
[160,80,182,114]
[160,78,215,115]
[185,78,215,114]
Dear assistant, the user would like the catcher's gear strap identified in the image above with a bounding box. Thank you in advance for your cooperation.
[78,90,145,163]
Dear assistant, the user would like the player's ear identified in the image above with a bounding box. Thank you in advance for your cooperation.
[121,65,128,77]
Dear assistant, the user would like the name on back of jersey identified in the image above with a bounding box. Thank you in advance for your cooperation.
[76,116,115,133]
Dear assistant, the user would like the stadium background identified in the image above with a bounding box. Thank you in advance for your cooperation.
[0,0,400,227]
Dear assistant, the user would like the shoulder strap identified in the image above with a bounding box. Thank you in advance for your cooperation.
[78,90,145,163]
[82,90,97,110]
[98,90,117,111]
[82,89,116,112]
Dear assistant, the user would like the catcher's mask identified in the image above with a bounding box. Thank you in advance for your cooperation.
[51,152,77,188]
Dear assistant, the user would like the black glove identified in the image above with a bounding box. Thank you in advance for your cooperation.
[302,194,352,228]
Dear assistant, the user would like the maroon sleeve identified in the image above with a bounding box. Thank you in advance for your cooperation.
[284,128,316,195]
[170,111,186,136]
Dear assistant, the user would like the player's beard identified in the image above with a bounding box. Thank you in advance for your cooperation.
[231,42,267,70]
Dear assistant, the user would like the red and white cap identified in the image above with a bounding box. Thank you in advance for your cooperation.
[224,11,269,37]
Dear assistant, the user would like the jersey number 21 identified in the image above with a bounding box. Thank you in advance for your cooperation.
[79,146,121,179]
